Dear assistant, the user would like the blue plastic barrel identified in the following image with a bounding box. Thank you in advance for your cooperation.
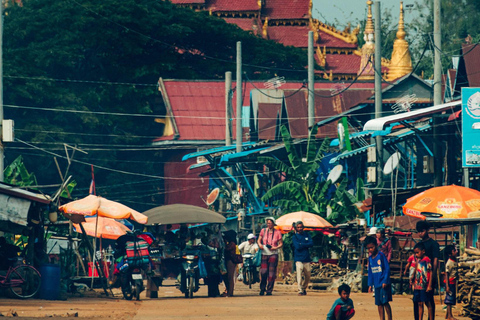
[39,264,61,300]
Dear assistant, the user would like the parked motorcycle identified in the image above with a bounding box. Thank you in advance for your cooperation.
[120,264,145,301]
[242,253,256,289]
[179,249,201,298]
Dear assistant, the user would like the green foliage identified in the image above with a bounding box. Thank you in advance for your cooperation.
[259,125,360,225]
[4,155,38,187]
[412,0,480,78]
[3,0,307,210]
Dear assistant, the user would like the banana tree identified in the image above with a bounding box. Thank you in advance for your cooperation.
[258,124,359,225]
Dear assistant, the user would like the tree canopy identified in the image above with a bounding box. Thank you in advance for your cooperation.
[3,0,307,210]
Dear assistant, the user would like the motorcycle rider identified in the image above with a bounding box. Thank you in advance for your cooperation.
[238,234,259,284]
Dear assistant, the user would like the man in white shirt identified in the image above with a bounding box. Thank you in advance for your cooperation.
[239,234,259,255]
[238,234,259,284]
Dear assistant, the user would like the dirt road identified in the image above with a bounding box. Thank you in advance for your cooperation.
[0,280,469,319]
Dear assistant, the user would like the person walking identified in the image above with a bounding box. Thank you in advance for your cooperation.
[292,221,313,296]
[257,217,283,296]
[222,230,241,297]
[416,220,440,320]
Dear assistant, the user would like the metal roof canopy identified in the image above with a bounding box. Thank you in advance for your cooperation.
[363,100,461,131]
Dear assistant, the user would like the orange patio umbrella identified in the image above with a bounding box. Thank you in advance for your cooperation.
[59,194,148,224]
[275,211,333,234]
[73,216,131,240]
[403,184,480,219]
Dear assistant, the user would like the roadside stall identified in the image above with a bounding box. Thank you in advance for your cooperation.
[143,204,226,298]
[59,194,148,297]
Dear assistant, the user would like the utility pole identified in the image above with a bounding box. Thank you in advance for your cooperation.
[374,1,383,186]
[225,71,232,146]
[433,0,442,186]
[308,31,315,128]
[236,42,242,153]
[0,2,4,182]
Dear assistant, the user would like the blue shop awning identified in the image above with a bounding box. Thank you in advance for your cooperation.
[330,124,431,163]
[182,142,256,161]
[219,147,270,165]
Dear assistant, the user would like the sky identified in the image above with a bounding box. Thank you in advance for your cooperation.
[312,0,417,29]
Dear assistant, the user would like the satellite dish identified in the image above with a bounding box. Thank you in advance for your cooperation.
[206,188,220,206]
[383,152,401,175]
[327,165,343,183]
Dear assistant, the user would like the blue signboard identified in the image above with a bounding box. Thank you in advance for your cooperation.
[462,88,480,167]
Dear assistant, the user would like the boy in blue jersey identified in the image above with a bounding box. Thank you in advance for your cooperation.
[365,235,393,320]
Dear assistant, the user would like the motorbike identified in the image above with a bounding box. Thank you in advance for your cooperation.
[179,248,201,299]
[120,263,145,301]
[242,253,256,289]
[119,238,151,301]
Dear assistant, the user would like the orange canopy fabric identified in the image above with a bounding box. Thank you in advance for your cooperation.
[403,185,480,219]
[59,195,148,224]
[73,216,130,240]
[275,211,333,234]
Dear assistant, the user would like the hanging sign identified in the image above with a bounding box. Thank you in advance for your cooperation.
[462,88,480,167]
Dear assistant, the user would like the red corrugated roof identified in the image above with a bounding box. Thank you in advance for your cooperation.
[463,43,480,87]
[258,103,282,140]
[284,92,309,138]
[263,0,310,20]
[207,0,259,12]
[170,0,205,4]
[155,81,377,142]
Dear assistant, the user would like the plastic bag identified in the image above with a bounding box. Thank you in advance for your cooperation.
[252,249,262,267]
[198,255,208,278]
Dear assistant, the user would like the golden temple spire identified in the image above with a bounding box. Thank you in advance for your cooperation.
[358,0,375,80]
[387,1,412,81]
[309,0,313,18]
[365,0,374,35]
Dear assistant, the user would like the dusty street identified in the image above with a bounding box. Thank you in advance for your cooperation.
[0,280,469,319]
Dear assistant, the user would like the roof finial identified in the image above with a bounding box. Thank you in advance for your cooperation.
[396,2,406,40]
[365,1,374,35]
[309,0,313,18]
[262,18,268,38]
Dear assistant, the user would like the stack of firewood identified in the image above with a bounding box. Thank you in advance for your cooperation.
[310,263,348,279]
[457,247,480,319]
[282,263,348,286]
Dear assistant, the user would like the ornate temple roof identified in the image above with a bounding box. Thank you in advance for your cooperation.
[224,17,260,32]
[207,0,260,12]
[170,0,205,4]
[262,0,310,20]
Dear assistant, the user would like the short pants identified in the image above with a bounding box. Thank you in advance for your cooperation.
[374,285,392,306]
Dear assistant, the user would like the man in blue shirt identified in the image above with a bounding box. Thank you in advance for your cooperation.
[292,221,313,296]
[366,235,393,320]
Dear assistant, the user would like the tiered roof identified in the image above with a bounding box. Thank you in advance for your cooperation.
[206,0,260,12]
[262,0,310,20]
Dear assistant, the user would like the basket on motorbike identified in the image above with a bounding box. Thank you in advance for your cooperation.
[126,240,150,267]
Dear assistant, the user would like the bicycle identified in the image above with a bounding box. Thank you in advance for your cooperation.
[0,259,41,299]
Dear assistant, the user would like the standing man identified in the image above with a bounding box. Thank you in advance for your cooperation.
[292,221,313,296]
[376,228,392,262]
[257,217,283,296]
[416,220,440,320]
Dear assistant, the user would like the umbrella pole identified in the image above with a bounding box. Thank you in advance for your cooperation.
[79,223,109,296]
[433,226,442,306]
